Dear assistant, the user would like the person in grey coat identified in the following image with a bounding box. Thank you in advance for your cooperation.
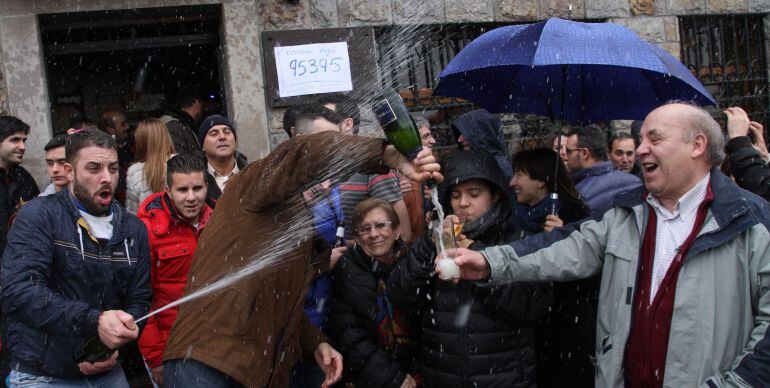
[449,102,770,388]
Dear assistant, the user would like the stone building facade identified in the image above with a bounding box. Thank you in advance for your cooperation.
[0,0,768,187]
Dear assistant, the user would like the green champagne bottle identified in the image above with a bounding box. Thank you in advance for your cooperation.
[77,337,115,363]
[371,88,424,161]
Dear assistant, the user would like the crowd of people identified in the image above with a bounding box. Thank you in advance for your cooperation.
[0,92,768,388]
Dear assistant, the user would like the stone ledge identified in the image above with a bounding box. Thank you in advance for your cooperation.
[663,16,679,42]
[706,0,748,14]
[540,0,586,19]
[446,0,495,22]
[394,0,445,24]
[749,0,770,12]
[495,0,540,21]
[258,1,308,31]
[625,16,667,43]
[338,0,393,27]
[586,0,630,18]
[667,0,706,15]
[309,0,339,29]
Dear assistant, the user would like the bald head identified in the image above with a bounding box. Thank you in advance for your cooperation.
[648,103,724,167]
[638,102,721,207]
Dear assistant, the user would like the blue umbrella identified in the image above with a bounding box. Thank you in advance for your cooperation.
[434,18,716,124]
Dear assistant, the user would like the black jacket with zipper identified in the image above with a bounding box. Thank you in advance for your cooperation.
[327,241,421,388]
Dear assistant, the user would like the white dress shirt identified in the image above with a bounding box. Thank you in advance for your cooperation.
[644,173,710,303]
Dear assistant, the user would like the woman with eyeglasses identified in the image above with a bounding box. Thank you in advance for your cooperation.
[509,148,594,388]
[326,198,421,388]
[387,150,552,388]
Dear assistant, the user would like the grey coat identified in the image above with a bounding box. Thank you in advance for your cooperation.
[482,170,770,388]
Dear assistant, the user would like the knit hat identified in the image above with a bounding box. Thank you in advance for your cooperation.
[198,115,236,147]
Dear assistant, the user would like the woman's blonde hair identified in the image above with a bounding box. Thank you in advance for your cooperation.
[134,118,175,192]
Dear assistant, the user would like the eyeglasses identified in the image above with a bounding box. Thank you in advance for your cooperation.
[564,147,585,155]
[356,221,393,236]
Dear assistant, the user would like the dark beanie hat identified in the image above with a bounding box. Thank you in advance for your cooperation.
[198,115,236,146]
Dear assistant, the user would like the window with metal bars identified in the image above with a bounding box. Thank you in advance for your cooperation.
[373,23,559,152]
[679,14,769,129]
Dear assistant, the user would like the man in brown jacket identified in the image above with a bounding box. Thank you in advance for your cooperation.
[163,131,441,388]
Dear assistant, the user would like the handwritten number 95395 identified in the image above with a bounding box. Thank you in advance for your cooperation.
[289,57,342,77]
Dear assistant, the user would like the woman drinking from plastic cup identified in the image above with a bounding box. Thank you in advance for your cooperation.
[387,150,552,388]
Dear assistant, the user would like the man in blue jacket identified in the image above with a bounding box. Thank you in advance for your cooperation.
[565,125,642,216]
[1,129,151,387]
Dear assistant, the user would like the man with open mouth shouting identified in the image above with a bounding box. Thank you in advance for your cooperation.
[2,129,151,388]
[450,102,770,388]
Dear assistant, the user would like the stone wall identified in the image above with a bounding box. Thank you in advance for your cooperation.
[0,39,6,116]
[0,0,767,183]
[0,0,272,188]
[257,0,770,148]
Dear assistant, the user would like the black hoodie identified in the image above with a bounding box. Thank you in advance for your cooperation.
[388,151,551,388]
[451,109,513,182]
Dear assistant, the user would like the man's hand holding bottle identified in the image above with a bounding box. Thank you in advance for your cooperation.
[383,146,443,184]
[97,310,139,349]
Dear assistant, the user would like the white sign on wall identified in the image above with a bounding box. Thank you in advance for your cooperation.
[274,42,353,98]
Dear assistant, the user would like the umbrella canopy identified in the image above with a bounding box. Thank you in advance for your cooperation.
[434,18,716,124]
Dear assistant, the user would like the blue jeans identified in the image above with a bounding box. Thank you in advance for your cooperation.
[8,367,128,388]
[163,359,242,388]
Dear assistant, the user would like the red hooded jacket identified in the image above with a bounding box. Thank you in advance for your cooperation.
[136,192,213,368]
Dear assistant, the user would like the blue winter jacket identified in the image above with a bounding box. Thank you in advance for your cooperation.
[571,161,642,216]
[1,189,151,379]
[305,185,343,329]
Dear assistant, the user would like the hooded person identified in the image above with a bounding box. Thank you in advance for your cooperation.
[386,150,552,388]
[450,109,513,182]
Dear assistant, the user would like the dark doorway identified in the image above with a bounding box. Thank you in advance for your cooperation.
[39,5,225,134]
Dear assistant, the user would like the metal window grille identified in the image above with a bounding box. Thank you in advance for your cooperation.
[373,23,594,153]
[680,15,769,129]
[373,24,486,151]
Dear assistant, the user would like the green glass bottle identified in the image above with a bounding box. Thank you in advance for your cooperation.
[371,88,424,161]
[77,337,115,363]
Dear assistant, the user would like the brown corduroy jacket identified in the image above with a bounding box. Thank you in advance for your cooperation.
[164,132,388,387]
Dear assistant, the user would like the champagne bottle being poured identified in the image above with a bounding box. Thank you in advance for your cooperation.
[371,88,436,188]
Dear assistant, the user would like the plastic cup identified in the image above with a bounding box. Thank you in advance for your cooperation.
[431,219,461,280]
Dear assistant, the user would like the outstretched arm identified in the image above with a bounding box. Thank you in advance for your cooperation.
[239,132,439,212]
[452,212,612,285]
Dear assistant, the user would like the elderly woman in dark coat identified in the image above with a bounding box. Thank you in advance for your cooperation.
[327,198,421,388]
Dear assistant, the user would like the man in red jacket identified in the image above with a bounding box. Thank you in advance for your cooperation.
[137,153,213,386]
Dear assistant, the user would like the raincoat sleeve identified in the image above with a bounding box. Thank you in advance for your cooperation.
[239,132,388,213]
[712,227,770,388]
[470,239,553,325]
[1,201,100,337]
[726,136,770,202]
[481,215,609,286]
[387,234,436,308]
